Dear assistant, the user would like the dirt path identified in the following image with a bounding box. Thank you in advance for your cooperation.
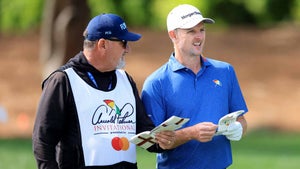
[0,25,299,137]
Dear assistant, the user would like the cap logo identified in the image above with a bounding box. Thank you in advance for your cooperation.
[181,11,201,19]
[120,22,127,30]
[105,31,112,35]
[85,14,141,41]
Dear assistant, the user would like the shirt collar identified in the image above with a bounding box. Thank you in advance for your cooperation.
[168,53,212,72]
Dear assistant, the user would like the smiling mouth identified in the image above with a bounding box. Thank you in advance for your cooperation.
[193,42,201,46]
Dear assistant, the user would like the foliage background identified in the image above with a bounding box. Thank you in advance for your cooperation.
[0,0,300,33]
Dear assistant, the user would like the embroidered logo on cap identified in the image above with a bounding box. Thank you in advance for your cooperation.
[120,22,126,30]
[181,11,201,19]
[105,31,112,35]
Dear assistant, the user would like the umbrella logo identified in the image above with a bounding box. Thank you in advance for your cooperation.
[104,99,121,115]
[213,79,222,87]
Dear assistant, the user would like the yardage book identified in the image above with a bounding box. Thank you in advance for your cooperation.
[129,116,189,149]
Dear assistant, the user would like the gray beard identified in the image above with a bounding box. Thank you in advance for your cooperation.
[116,57,126,69]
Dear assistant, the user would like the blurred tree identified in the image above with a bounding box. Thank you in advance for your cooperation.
[207,0,298,27]
[0,0,43,33]
[266,0,295,22]
[119,0,153,27]
[293,0,300,22]
[1,0,298,78]
[207,0,256,26]
[88,0,153,27]
[39,0,90,78]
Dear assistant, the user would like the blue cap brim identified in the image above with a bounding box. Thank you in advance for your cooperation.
[118,32,141,41]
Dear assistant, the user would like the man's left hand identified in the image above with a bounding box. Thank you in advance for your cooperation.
[222,121,243,141]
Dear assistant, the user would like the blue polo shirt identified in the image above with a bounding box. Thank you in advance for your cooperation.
[141,54,248,169]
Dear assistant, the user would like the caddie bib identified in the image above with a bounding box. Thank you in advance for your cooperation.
[65,68,136,166]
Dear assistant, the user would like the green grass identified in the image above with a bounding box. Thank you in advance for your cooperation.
[0,138,35,169]
[1,130,300,169]
[137,147,156,169]
[229,130,300,169]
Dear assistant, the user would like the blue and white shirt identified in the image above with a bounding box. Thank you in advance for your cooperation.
[141,54,248,169]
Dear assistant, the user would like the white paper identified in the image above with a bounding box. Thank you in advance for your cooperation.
[129,116,189,149]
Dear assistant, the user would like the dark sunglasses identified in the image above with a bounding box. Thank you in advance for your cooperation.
[106,38,128,48]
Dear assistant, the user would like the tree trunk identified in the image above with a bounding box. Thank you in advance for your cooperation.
[40,0,90,78]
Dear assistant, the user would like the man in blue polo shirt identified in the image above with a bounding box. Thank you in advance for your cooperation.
[141,4,248,169]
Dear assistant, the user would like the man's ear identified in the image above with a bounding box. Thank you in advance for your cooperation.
[97,39,106,49]
[168,30,177,41]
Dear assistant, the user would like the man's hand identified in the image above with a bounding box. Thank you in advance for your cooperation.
[162,122,217,149]
[192,122,218,142]
[215,110,244,135]
[222,121,243,141]
[155,131,176,150]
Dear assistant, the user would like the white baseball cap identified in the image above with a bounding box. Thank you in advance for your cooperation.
[167,4,215,31]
